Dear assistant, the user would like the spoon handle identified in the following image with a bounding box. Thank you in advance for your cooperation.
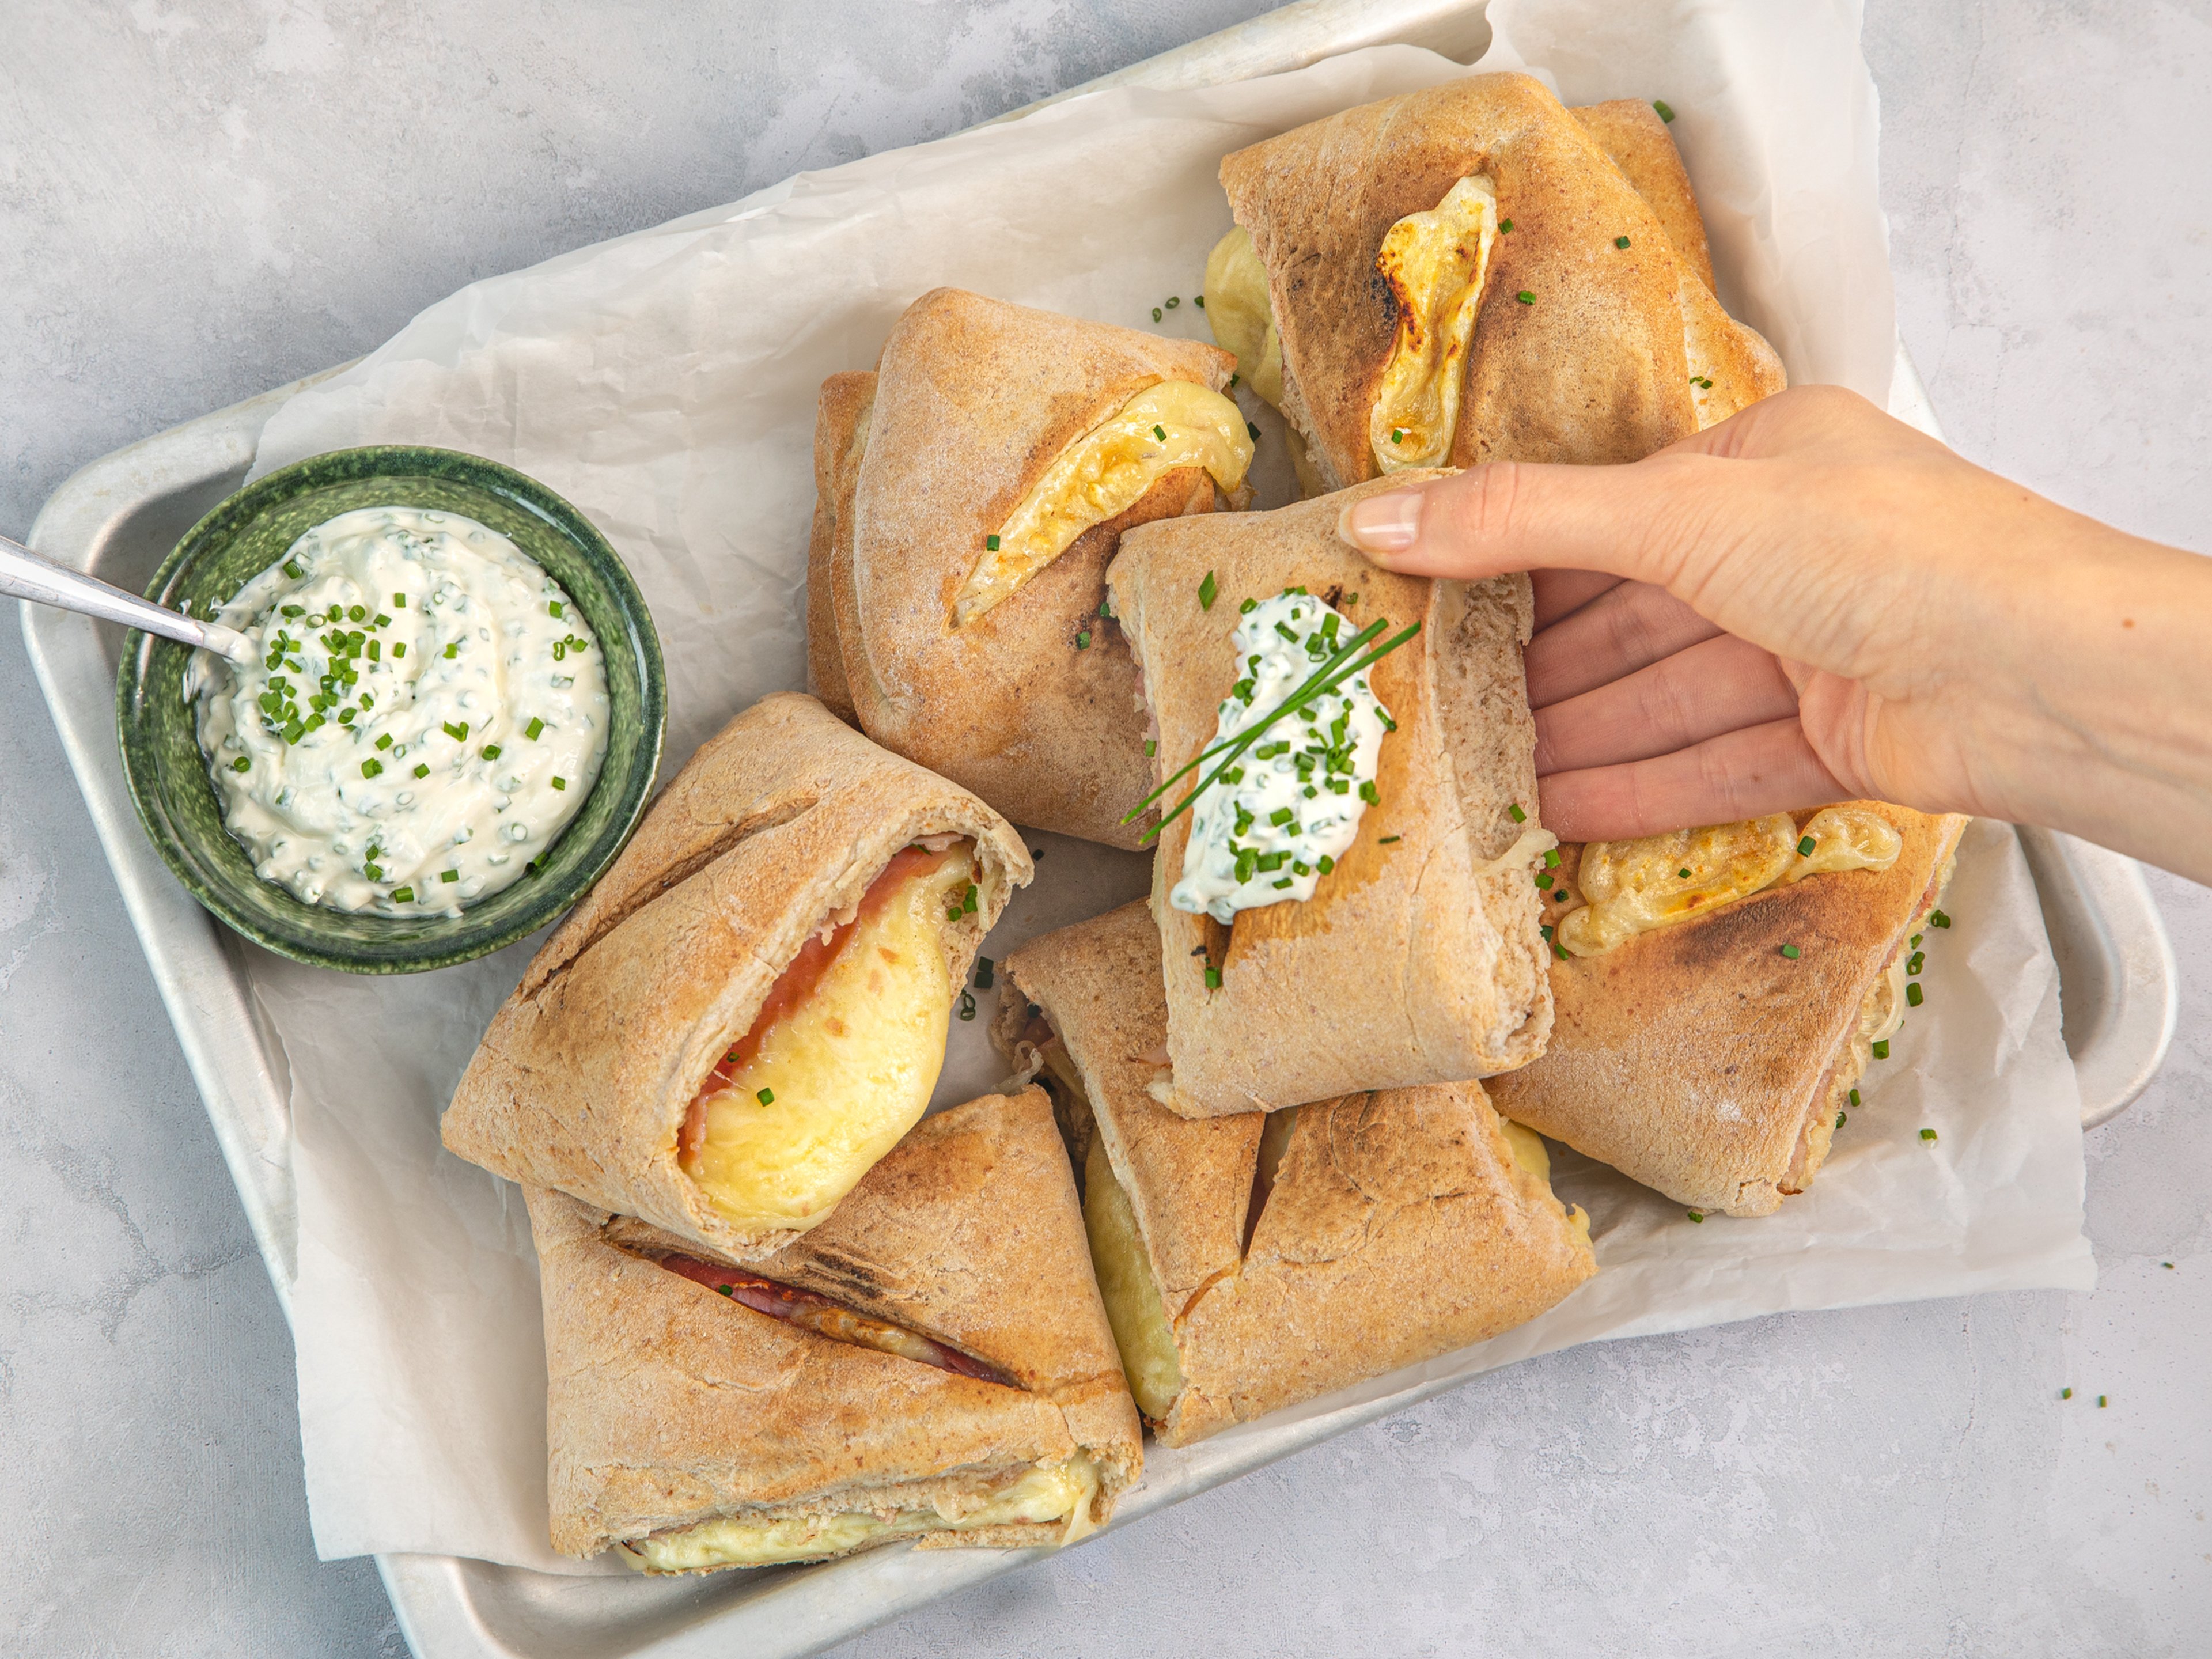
[0,532,253,663]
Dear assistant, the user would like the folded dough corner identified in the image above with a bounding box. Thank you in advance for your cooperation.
[1107,482,1554,1115]
[994,902,1593,1447]
[1210,71,1785,494]
[442,692,1031,1261]
[529,1088,1141,1570]
[1488,805,1969,1217]
[810,286,1250,849]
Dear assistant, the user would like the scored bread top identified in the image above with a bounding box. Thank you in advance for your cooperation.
[1105,479,1552,1116]
[835,287,1237,847]
[442,692,1031,1262]
[805,370,876,723]
[1486,807,1969,1215]
[1218,71,1783,491]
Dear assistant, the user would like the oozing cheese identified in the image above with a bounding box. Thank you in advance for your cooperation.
[1555,806,1903,957]
[619,1454,1100,1572]
[681,849,974,1234]
[1082,1138,1185,1425]
[956,381,1253,626]
[1202,226,1286,411]
[1369,175,1499,474]
[1499,1116,1591,1241]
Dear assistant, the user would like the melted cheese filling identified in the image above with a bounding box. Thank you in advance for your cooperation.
[1083,1137,1185,1425]
[619,1454,1100,1573]
[956,381,1252,626]
[1370,175,1499,474]
[1203,227,1286,411]
[1499,1118,1590,1240]
[681,848,975,1234]
[1556,805,1903,957]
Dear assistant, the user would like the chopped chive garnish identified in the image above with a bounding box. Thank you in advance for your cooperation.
[392,887,414,903]
[2061,1387,2073,1400]
[525,717,545,740]
[1317,854,1335,874]
[281,604,304,618]
[441,869,459,883]
[1145,739,1157,757]
[361,758,384,778]
[1835,1111,1846,1130]
[413,763,430,779]
[1247,421,1260,441]
[1542,848,1560,869]
[368,641,380,661]
[374,613,391,627]
[975,956,994,990]
[986,534,1001,551]
[1099,599,1112,618]
[1653,99,1676,121]
[230,755,250,773]
[1906,982,1924,1007]
[1152,306,1162,322]
[362,862,381,881]
[1849,1088,1861,1107]
[1552,939,1568,960]
[1203,966,1222,990]
[1908,950,1924,974]
[1516,291,1535,304]
[1075,631,1092,649]
[548,600,563,618]
[1687,1209,1705,1223]
[1379,834,1401,844]
[1798,835,1816,856]
[961,883,978,914]
[1499,218,1514,233]
[1507,803,1527,823]
[1152,423,1168,442]
[482,744,501,760]
[1780,944,1801,960]
[348,605,366,622]
[443,720,469,741]
[1872,1040,1890,1059]
[1677,868,1692,880]
[1921,1127,1938,1142]
[282,559,304,579]
[1930,909,1952,928]
[376,733,393,751]
[1359,780,1381,805]
[957,990,977,1022]
[1391,429,1404,444]
[1911,933,1923,948]
[550,776,567,791]
[1199,570,1219,611]
[757,1088,775,1106]
[393,643,406,658]
[1614,235,1631,249]
[1165,296,1179,309]
[1535,872,1553,890]
[2100,1394,2109,1407]
[443,643,457,658]
[1195,296,1205,308]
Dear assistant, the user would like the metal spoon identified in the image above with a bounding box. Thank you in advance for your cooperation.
[1,530,254,664]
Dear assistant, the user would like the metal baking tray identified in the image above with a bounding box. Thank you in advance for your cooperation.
[18,2,2176,1654]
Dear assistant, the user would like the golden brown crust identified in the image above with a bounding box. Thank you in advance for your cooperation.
[442,694,1032,1260]
[1570,100,1715,291]
[838,287,1237,847]
[1486,807,1971,1216]
[1104,480,1551,1116]
[531,1089,1141,1562]
[806,372,876,724]
[1218,72,1784,490]
[994,903,1594,1448]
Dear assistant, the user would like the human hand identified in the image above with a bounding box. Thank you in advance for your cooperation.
[1335,385,2212,882]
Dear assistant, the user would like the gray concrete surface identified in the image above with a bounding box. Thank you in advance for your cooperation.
[1,2,2207,1654]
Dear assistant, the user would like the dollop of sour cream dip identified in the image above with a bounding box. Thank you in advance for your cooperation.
[189,506,609,916]
[1168,589,1392,923]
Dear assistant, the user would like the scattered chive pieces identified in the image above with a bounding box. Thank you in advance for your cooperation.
[1930,909,1952,928]
[443,643,457,658]
[374,613,391,627]
[1247,421,1260,441]
[1166,296,1179,309]
[1499,218,1514,233]
[1535,872,1554,891]
[392,887,414,903]
[1152,423,1168,442]
[1359,780,1381,805]
[361,758,384,779]
[1552,939,1568,961]
[1317,854,1335,874]
[2164,1262,2175,1268]
[479,744,500,761]
[1849,1088,1861,1107]
[1542,847,1561,869]
[1835,1111,1846,1130]
[718,1283,734,1297]
[1516,291,1535,305]
[526,717,545,740]
[1239,597,1257,615]
[1199,570,1219,611]
[1654,99,1676,122]
[1099,599,1112,618]
[757,1088,775,1106]
[1687,1209,1705,1223]
[230,756,250,773]
[551,776,567,790]
[957,990,977,1022]
[2099,1395,2108,1408]
[444,720,469,742]
[1921,1127,1938,1142]
[1391,429,1404,444]
[1872,1040,1890,1060]
[376,733,393,751]
[1780,944,1801,960]
[348,605,366,622]
[1145,739,1157,756]
[1908,950,1925,974]
[1508,803,1527,823]
[1195,295,1205,308]
[548,600,563,618]
[986,533,1001,551]
[1203,966,1222,990]
[393,642,406,658]
[1075,631,1092,650]
[414,764,430,779]
[1152,306,1162,322]
[961,883,978,914]
[282,559,304,579]
[2062,1387,2073,1400]
[1911,933,1923,948]
[1379,834,1402,844]
[441,869,459,884]
[1906,982,1924,1007]
[1798,835,1817,856]
[1615,235,1631,249]
[975,956,994,990]
[1678,868,1692,880]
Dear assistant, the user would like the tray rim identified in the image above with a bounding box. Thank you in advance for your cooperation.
[14,3,2177,1656]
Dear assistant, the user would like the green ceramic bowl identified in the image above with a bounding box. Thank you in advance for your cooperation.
[118,446,666,974]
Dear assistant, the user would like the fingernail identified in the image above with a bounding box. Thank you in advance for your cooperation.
[1338,490,1425,559]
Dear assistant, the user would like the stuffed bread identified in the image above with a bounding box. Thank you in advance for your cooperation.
[1485,804,1970,1217]
[993,902,1594,1446]
[817,287,1253,847]
[1203,72,1784,495]
[532,1087,1141,1570]
[1104,479,1554,1117]
[444,692,1031,1260]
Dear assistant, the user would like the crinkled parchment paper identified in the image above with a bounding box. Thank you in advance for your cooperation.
[236,0,2088,1571]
